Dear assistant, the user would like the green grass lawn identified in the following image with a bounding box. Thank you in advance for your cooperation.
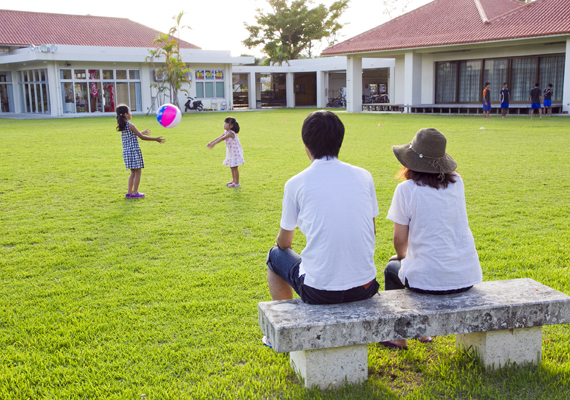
[1,110,569,399]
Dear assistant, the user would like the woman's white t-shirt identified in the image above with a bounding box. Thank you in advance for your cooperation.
[387,174,482,291]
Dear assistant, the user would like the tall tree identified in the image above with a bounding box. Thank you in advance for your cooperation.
[146,12,191,109]
[243,0,349,65]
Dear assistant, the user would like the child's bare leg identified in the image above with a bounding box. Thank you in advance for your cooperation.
[132,169,142,193]
[231,167,239,185]
[128,169,136,194]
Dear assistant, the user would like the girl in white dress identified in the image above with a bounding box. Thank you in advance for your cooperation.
[207,117,245,187]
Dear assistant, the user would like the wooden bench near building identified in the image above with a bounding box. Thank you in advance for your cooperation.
[259,278,570,390]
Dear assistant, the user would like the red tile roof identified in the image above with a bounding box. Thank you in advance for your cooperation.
[322,0,570,55]
[0,10,200,49]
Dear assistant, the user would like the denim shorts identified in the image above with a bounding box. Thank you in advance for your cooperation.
[266,245,379,305]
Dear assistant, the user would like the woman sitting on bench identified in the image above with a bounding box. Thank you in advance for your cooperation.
[381,128,483,350]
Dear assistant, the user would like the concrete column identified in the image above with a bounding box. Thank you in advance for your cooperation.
[290,344,368,389]
[404,51,422,111]
[226,65,232,110]
[394,56,405,104]
[316,71,326,108]
[248,72,257,109]
[346,56,362,113]
[563,38,570,113]
[286,72,295,108]
[140,64,153,113]
[457,327,542,369]
[388,64,395,104]
[46,62,60,116]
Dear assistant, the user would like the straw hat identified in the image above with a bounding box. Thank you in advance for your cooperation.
[392,128,457,174]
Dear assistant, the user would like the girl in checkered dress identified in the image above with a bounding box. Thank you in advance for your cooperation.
[116,105,165,198]
[207,117,244,187]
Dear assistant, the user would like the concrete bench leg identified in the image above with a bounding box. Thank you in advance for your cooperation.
[456,326,542,369]
[289,344,368,389]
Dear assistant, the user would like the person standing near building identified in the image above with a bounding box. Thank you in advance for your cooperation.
[482,82,491,119]
[543,83,553,117]
[499,82,510,119]
[529,83,542,120]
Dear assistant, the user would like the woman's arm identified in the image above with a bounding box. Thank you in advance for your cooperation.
[207,130,234,149]
[130,123,165,143]
[390,222,409,261]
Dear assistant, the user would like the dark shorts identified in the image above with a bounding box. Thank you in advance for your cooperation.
[383,259,473,295]
[531,103,541,109]
[482,103,491,111]
[266,245,379,305]
[501,102,509,108]
[544,99,552,107]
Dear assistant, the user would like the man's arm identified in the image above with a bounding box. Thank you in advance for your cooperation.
[276,228,295,250]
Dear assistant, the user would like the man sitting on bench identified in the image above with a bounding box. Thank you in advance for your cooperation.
[263,110,380,347]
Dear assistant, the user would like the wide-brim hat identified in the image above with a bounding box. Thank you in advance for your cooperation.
[392,128,457,174]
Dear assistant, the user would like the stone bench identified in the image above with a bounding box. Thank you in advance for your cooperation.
[258,278,570,389]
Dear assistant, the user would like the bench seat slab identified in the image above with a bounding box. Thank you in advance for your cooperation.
[457,326,542,369]
[290,344,368,390]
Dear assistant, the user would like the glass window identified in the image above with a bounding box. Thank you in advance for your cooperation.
[116,82,129,106]
[458,61,481,102]
[129,70,140,79]
[89,69,100,80]
[511,58,537,102]
[539,55,565,101]
[129,82,142,111]
[116,70,127,80]
[61,69,72,80]
[103,70,114,79]
[74,69,86,80]
[103,82,116,112]
[205,82,214,97]
[483,59,508,98]
[196,82,204,98]
[88,82,102,113]
[215,82,225,98]
[74,82,87,112]
[436,62,457,103]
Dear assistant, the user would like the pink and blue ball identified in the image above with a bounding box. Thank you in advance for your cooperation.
[156,104,182,128]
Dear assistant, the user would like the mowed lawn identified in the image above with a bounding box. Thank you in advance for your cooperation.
[1,110,569,399]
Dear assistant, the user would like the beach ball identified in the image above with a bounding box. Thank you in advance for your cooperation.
[156,104,182,128]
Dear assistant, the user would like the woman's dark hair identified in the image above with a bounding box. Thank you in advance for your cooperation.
[396,166,458,190]
[302,110,344,159]
[225,117,240,133]
[116,104,129,132]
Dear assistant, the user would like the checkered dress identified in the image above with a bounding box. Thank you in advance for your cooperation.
[121,122,144,169]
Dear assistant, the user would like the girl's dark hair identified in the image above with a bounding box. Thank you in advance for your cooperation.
[225,117,240,133]
[396,166,458,190]
[116,104,129,131]
[302,110,344,160]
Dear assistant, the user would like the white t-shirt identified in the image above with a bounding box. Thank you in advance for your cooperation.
[280,157,379,291]
[386,174,482,291]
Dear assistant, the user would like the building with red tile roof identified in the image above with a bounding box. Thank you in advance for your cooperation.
[321,0,570,114]
[0,10,200,49]
[0,10,252,117]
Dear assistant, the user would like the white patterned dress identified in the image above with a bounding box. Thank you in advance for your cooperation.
[121,122,144,169]
[222,131,245,167]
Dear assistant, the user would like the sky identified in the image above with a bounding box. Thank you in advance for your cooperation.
[3,0,432,57]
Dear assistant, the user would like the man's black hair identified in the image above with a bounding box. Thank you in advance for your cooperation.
[535,83,540,87]
[301,110,345,160]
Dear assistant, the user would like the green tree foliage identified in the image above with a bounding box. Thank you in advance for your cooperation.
[146,12,191,109]
[243,0,349,65]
